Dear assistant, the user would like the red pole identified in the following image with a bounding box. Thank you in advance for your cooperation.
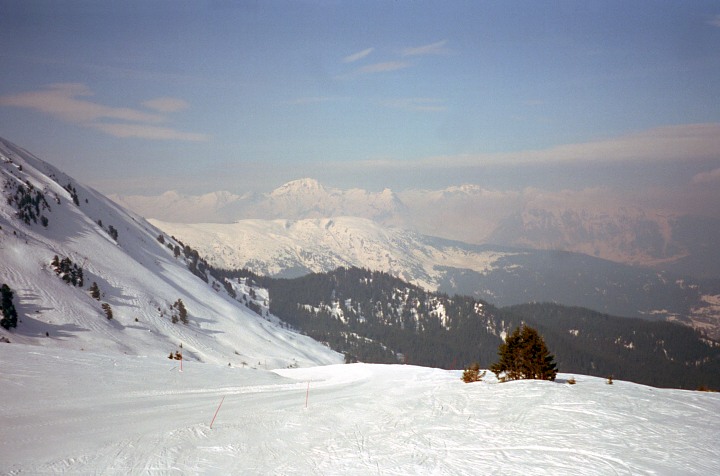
[305,381,310,409]
[210,396,225,429]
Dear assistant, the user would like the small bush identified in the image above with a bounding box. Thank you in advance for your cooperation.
[462,362,486,383]
[606,375,614,385]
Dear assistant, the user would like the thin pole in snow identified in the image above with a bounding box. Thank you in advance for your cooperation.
[210,396,225,429]
[305,381,310,409]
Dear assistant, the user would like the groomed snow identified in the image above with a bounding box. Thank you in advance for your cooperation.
[2,345,719,474]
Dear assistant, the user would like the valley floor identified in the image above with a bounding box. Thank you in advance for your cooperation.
[1,345,719,475]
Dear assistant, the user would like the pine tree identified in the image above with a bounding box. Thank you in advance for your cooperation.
[175,299,188,324]
[89,282,101,300]
[490,325,558,381]
[1,284,18,330]
[101,303,113,320]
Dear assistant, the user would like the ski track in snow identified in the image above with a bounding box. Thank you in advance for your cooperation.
[2,345,719,475]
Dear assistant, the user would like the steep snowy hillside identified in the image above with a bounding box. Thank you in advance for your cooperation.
[0,137,340,367]
[2,344,719,474]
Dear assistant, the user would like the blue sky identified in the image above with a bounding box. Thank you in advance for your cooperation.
[1,1,719,201]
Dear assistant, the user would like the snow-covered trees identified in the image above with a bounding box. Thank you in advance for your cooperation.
[51,255,84,287]
[490,325,558,381]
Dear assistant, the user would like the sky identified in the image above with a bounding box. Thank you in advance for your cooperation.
[1,1,719,205]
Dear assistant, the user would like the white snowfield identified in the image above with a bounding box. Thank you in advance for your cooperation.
[2,345,719,475]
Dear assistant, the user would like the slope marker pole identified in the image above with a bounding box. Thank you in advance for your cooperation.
[210,396,225,429]
[305,381,310,409]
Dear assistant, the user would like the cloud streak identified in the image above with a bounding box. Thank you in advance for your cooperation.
[90,123,209,142]
[356,61,412,74]
[693,167,720,184]
[0,83,207,142]
[381,97,446,112]
[401,40,451,57]
[343,47,374,63]
[349,123,720,169]
[142,97,190,113]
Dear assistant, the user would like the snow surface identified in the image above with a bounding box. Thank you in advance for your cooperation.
[2,344,719,474]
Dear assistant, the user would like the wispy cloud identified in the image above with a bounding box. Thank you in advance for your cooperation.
[142,97,189,113]
[286,96,344,105]
[401,40,451,57]
[0,83,163,123]
[693,167,720,183]
[0,83,207,142]
[90,123,209,142]
[381,97,446,112]
[349,123,720,169]
[357,61,412,74]
[343,47,374,63]
[708,14,720,27]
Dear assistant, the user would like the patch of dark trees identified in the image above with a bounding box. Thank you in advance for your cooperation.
[214,266,720,390]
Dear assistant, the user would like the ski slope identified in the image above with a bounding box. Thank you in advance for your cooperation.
[2,344,719,475]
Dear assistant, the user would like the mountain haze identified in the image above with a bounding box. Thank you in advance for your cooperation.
[115,180,720,280]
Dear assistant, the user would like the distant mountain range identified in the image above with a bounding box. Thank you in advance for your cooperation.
[151,216,720,339]
[114,178,720,280]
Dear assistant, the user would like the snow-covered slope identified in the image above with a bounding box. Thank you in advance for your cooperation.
[149,216,517,289]
[0,137,341,367]
[2,344,719,474]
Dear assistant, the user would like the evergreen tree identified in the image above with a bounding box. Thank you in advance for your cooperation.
[1,284,18,330]
[89,282,101,300]
[101,303,113,320]
[176,299,188,324]
[108,225,118,241]
[490,325,558,381]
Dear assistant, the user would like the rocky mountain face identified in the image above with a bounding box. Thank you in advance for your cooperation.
[487,207,720,280]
